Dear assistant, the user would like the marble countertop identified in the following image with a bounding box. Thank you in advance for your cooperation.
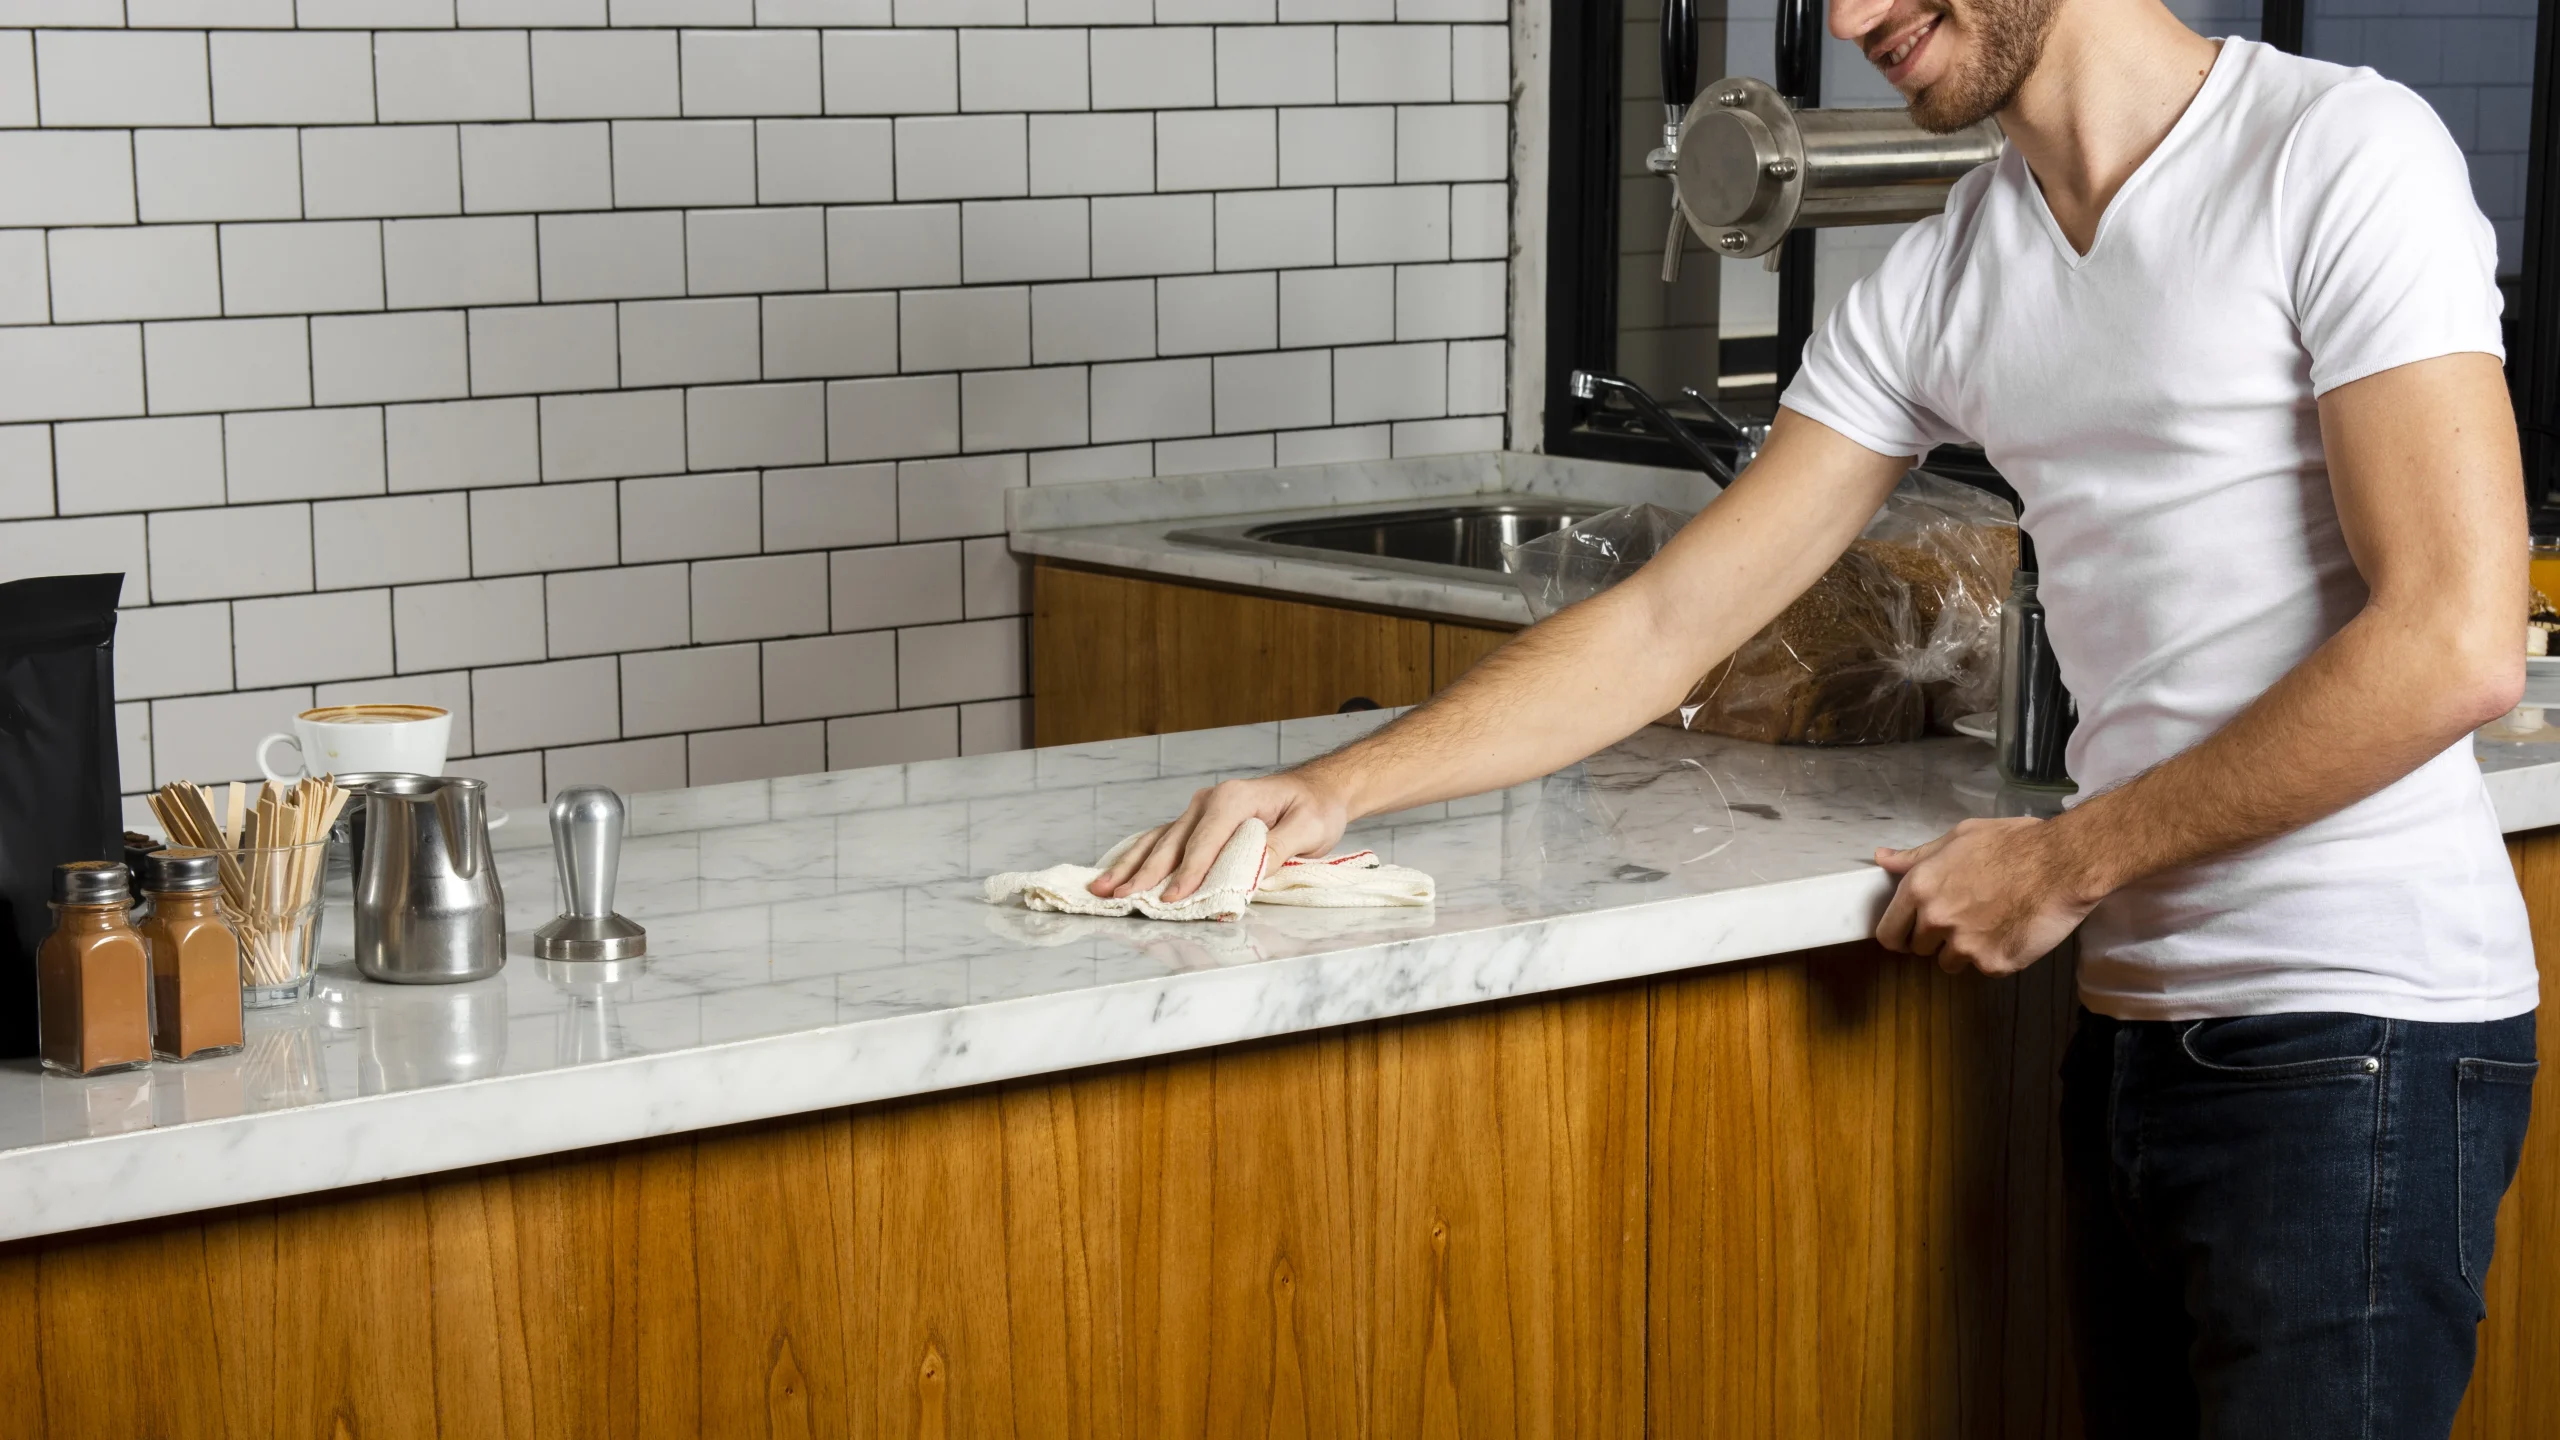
[1005,450,1722,626]
[6,714,2558,1243]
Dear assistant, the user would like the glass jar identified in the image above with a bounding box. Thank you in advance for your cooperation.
[2532,536,2560,606]
[36,860,153,1077]
[141,848,245,1062]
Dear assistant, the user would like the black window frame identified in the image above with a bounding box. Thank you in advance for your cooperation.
[1542,0,2560,518]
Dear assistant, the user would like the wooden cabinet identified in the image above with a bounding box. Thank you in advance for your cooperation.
[7,835,2560,1435]
[1032,561,1517,747]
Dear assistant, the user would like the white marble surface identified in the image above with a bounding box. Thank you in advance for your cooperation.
[1006,450,1720,625]
[6,715,2556,1243]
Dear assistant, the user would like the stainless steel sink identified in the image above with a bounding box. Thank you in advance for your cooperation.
[1169,501,1606,584]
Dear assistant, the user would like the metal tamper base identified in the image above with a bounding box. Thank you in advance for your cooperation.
[533,784,649,962]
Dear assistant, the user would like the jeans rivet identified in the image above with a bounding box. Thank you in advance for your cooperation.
[2364,1057,2381,1073]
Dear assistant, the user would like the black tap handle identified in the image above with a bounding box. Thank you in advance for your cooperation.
[1661,0,1698,111]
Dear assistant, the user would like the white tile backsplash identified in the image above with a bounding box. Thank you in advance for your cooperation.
[38,30,212,127]
[622,642,759,734]
[547,561,692,656]
[822,28,957,115]
[461,121,615,212]
[757,119,895,203]
[687,206,827,294]
[49,226,222,324]
[0,2,1510,801]
[761,462,895,550]
[232,587,394,688]
[302,126,466,220]
[219,220,385,316]
[690,382,826,468]
[209,31,375,126]
[765,629,894,721]
[312,491,473,589]
[831,539,961,630]
[394,574,547,671]
[682,28,822,117]
[143,317,309,414]
[56,416,227,516]
[136,129,303,224]
[375,31,534,123]
[471,478,619,574]
[539,210,687,302]
[310,310,473,406]
[534,29,680,119]
[1029,112,1153,196]
[540,388,688,480]
[762,292,897,378]
[386,396,542,491]
[620,468,761,561]
[222,405,387,503]
[692,550,828,641]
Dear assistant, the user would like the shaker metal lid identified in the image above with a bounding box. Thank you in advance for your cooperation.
[143,847,224,892]
[52,860,131,905]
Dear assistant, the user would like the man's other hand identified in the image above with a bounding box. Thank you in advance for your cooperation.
[1872,817,2100,975]
[1088,771,1352,903]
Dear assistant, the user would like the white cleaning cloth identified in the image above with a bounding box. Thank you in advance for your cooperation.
[983,818,1434,922]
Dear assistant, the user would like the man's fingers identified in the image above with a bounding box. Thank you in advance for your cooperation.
[1089,824,1170,895]
[1160,798,1251,901]
[1875,877,1918,952]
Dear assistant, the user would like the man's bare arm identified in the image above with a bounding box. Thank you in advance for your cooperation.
[1878,351,2528,969]
[1095,410,1913,901]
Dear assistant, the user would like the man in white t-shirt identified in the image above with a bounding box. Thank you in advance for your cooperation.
[1093,0,2539,1431]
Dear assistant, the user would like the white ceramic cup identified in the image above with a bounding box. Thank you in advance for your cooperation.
[258,704,451,785]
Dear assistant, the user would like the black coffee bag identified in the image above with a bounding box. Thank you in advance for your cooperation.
[0,574,124,1058]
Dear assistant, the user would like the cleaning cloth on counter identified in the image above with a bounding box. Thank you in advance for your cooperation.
[983,818,1434,921]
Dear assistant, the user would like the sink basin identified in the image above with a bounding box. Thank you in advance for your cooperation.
[1170,501,1606,584]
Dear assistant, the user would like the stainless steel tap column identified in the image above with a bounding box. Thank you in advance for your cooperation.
[1672,76,2003,260]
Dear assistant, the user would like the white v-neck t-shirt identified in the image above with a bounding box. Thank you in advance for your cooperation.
[1783,39,2536,1022]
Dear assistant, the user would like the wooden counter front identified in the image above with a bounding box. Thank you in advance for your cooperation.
[4,837,2554,1438]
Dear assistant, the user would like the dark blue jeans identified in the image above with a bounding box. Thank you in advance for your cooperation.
[2062,1007,2539,1440]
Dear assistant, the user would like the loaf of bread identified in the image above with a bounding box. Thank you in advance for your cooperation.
[1678,523,2018,747]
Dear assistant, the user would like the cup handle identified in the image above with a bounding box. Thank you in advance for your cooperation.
[257,733,303,785]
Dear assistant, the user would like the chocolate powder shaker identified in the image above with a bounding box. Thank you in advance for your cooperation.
[35,860,152,1077]
[141,849,244,1062]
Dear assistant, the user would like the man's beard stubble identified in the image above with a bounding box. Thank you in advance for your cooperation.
[1897,0,2062,132]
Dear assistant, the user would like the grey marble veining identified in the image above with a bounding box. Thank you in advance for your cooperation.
[1005,450,1720,625]
[5,714,2555,1243]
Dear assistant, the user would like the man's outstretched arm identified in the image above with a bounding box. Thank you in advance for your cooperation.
[1092,410,1914,901]
[1877,351,2528,972]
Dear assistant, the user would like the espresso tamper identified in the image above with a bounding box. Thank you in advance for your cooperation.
[532,786,648,962]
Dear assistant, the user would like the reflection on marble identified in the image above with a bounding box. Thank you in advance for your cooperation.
[1006,450,1723,627]
[9,710,2557,1242]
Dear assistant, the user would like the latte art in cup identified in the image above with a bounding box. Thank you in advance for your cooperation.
[259,705,451,784]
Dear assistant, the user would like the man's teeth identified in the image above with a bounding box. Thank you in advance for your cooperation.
[1885,21,1932,65]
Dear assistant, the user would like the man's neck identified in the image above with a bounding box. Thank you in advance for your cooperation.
[1997,0,2224,252]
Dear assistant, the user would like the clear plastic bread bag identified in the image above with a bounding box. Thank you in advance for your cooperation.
[1502,472,2018,745]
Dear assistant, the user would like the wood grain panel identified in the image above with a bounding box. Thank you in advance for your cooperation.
[1032,564,1436,746]
[1429,623,1515,690]
[2456,830,2560,1440]
[9,840,2560,1439]
[1647,940,2079,1440]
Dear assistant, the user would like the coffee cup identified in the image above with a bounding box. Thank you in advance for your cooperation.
[258,705,450,785]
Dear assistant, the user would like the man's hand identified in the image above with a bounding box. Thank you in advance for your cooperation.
[1089,770,1352,902]
[1872,817,2101,976]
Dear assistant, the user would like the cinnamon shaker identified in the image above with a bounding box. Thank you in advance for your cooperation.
[35,860,153,1077]
[141,849,245,1062]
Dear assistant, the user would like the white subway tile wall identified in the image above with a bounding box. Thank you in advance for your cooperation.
[0,5,1512,814]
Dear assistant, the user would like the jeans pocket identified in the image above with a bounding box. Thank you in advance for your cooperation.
[2458,1056,2539,1302]
[2177,1012,2389,1080]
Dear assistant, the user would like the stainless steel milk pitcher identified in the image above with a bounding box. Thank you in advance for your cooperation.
[355,774,506,984]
